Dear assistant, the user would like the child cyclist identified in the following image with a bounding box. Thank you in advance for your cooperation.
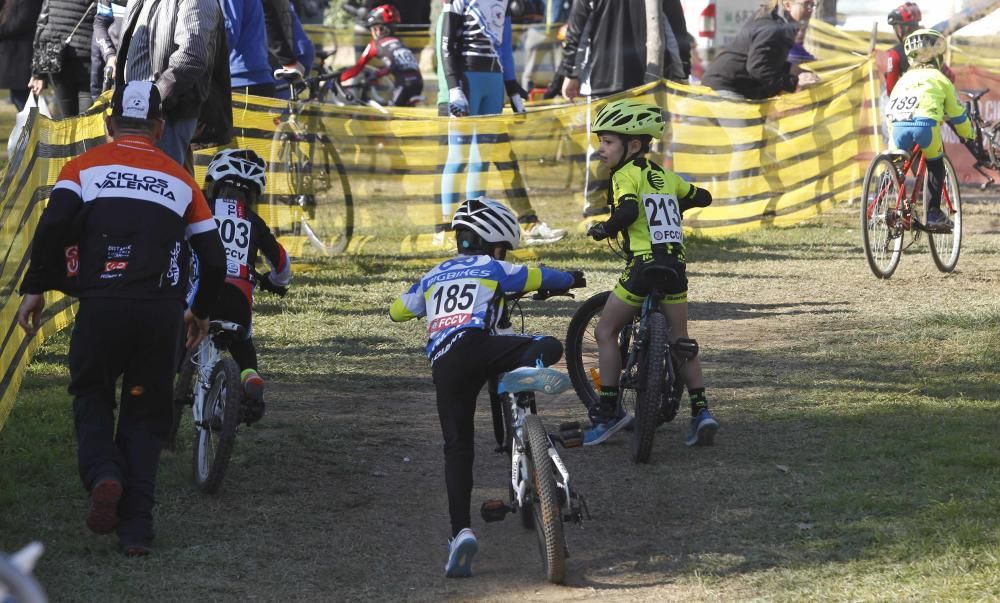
[390,197,585,578]
[583,99,718,447]
[198,149,292,423]
[339,4,424,107]
[887,29,976,233]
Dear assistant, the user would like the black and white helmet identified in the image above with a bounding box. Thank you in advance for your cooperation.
[452,196,520,250]
[205,149,267,195]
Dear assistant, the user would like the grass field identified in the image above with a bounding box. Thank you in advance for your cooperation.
[2,192,1000,601]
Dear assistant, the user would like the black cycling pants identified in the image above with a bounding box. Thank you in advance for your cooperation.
[391,77,423,107]
[69,297,183,546]
[213,284,257,372]
[431,330,563,537]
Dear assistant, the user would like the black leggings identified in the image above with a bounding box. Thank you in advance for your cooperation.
[213,284,258,372]
[431,330,563,537]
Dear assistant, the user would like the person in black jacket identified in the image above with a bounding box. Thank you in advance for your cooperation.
[28,0,95,117]
[90,0,126,99]
[16,81,227,556]
[701,0,820,100]
[0,0,42,110]
[557,0,686,221]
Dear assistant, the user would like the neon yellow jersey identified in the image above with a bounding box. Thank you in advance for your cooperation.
[887,66,966,124]
[611,158,692,257]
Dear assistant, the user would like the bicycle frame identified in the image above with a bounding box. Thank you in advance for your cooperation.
[505,395,578,520]
[867,144,956,234]
[189,337,222,431]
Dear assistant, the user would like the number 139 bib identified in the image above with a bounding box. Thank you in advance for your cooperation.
[642,194,683,244]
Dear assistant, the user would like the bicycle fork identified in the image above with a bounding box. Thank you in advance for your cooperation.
[190,341,219,431]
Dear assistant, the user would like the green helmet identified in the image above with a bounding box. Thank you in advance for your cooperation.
[903,28,946,66]
[591,99,664,138]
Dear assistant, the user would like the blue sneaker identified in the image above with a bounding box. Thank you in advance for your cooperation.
[685,409,719,447]
[444,528,478,578]
[582,412,633,446]
[498,366,572,395]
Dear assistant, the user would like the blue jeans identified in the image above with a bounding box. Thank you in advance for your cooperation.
[157,117,198,166]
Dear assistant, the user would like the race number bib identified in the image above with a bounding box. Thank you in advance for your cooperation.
[215,216,251,277]
[642,194,683,244]
[427,279,478,334]
[392,47,418,72]
[888,94,919,121]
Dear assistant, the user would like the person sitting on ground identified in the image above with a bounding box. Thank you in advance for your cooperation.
[199,149,293,423]
[583,99,718,447]
[886,29,975,233]
[339,4,423,107]
[389,197,585,577]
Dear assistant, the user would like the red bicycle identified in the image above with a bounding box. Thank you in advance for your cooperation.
[860,144,962,279]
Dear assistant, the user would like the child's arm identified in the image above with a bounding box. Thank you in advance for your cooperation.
[495,262,582,294]
[943,82,974,141]
[679,185,713,214]
[390,282,426,322]
[340,40,376,82]
[250,212,292,288]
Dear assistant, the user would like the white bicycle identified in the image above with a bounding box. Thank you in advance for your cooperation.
[169,321,247,494]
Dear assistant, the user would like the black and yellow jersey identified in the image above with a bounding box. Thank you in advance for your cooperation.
[606,157,695,259]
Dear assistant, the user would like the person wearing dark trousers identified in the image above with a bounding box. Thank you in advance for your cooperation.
[558,0,686,222]
[16,81,226,557]
[28,0,95,117]
[90,0,126,100]
[0,0,43,111]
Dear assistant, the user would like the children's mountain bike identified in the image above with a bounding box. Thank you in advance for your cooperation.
[270,67,355,255]
[480,289,589,585]
[565,267,698,464]
[169,321,248,494]
[961,88,1000,190]
[860,143,961,279]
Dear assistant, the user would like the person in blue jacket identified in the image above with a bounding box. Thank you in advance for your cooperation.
[224,0,276,97]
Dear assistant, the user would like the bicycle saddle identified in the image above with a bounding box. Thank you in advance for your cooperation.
[209,321,247,338]
[960,88,989,101]
[640,263,679,288]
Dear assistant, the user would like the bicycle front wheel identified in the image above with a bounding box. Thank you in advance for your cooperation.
[192,358,242,494]
[631,311,667,464]
[524,415,566,584]
[860,154,904,279]
[299,132,354,254]
[926,156,962,272]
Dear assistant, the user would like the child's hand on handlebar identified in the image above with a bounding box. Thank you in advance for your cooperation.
[587,222,609,241]
[568,270,587,289]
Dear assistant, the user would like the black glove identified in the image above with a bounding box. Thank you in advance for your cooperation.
[567,270,586,289]
[257,272,288,297]
[587,222,609,241]
[504,79,528,113]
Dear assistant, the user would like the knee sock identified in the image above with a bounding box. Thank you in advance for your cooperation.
[591,386,619,423]
[688,387,707,416]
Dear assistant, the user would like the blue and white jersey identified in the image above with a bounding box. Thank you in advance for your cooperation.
[441,0,516,88]
[390,254,573,360]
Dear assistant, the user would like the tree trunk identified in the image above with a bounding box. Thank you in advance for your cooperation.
[644,0,664,79]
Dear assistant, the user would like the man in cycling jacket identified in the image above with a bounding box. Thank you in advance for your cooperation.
[16,81,226,557]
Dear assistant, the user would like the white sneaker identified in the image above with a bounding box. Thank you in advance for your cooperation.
[522,221,566,245]
[431,230,451,248]
[444,528,478,578]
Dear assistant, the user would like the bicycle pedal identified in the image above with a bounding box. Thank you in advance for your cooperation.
[555,423,583,448]
[480,499,510,523]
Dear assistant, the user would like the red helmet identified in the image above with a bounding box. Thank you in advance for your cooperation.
[365,4,400,28]
[888,2,922,26]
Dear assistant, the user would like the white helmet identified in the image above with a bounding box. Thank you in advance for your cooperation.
[903,28,946,67]
[206,149,267,195]
[451,196,520,250]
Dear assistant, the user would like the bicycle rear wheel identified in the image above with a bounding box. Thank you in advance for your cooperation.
[192,358,241,494]
[267,123,354,255]
[631,312,667,464]
[926,156,962,272]
[524,415,566,584]
[860,154,904,279]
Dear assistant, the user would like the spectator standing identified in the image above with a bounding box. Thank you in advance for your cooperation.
[262,0,304,76]
[436,0,566,246]
[518,0,569,93]
[224,0,276,97]
[28,0,95,117]
[117,0,230,166]
[91,0,127,100]
[15,81,226,556]
[558,0,686,222]
[0,0,43,111]
[701,0,820,101]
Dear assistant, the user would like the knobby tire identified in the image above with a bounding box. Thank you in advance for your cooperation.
[192,358,241,494]
[632,312,667,464]
[524,415,566,584]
